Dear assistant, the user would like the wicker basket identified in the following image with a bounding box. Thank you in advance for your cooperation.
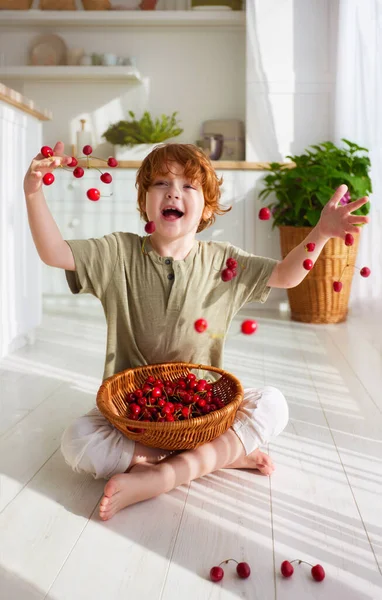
[0,0,33,8]
[82,0,111,9]
[279,226,360,324]
[39,0,77,8]
[96,362,244,450]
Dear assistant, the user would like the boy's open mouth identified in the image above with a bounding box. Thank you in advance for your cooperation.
[161,207,184,221]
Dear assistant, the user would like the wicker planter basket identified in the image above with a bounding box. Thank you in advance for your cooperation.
[96,362,244,450]
[279,226,360,324]
[0,0,33,8]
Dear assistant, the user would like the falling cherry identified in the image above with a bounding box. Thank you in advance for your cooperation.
[241,320,257,335]
[100,172,112,184]
[258,207,271,220]
[194,319,208,333]
[87,188,101,201]
[73,166,85,179]
[360,266,371,277]
[145,221,156,234]
[333,281,343,292]
[303,259,313,270]
[345,233,354,246]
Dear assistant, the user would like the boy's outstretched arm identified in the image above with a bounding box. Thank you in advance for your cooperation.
[267,184,370,289]
[24,141,75,271]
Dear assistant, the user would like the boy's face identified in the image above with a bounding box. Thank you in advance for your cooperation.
[143,162,212,240]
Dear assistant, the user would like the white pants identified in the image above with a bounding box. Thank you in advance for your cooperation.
[61,386,289,480]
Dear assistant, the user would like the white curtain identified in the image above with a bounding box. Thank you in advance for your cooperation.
[334,0,382,305]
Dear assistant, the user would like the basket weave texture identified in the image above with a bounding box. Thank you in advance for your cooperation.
[279,226,360,324]
[0,0,33,7]
[96,362,244,450]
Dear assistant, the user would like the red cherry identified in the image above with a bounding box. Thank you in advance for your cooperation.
[151,387,162,398]
[231,268,237,277]
[73,166,84,178]
[194,318,208,333]
[129,404,141,416]
[333,281,343,292]
[100,172,112,184]
[107,157,118,167]
[181,407,191,418]
[226,258,238,269]
[258,207,271,220]
[42,172,55,186]
[345,233,354,246]
[241,319,257,335]
[82,145,92,156]
[87,188,101,201]
[305,242,316,252]
[145,221,156,234]
[67,157,78,167]
[303,259,313,270]
[360,266,371,277]
[281,560,294,577]
[221,268,234,282]
[236,562,251,579]
[311,564,325,582]
[210,566,224,582]
[41,145,53,158]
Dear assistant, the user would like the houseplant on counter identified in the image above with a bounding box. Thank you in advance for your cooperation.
[102,110,183,160]
[259,139,372,323]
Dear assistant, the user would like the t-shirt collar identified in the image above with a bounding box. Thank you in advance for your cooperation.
[144,236,199,264]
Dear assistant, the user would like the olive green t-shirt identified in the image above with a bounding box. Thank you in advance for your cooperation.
[65,232,277,381]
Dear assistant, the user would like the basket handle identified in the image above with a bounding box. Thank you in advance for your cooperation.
[124,426,144,438]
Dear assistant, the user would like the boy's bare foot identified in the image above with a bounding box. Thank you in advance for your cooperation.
[225,448,275,475]
[99,464,154,521]
[99,447,274,521]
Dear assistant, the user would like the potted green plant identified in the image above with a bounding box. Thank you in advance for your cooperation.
[102,110,183,160]
[259,139,372,323]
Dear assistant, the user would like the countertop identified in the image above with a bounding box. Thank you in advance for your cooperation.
[0,83,52,121]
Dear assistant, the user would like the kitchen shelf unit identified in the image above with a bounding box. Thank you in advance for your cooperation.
[0,10,245,29]
[0,66,141,82]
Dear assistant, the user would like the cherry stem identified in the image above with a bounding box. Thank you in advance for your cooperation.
[208,332,225,340]
[86,155,110,162]
[290,559,313,567]
[141,236,149,255]
[218,559,239,567]
[338,263,350,282]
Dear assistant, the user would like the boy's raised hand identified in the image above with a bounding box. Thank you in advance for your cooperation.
[23,141,72,196]
[317,184,370,241]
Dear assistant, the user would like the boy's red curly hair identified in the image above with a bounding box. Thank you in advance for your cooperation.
[135,143,231,232]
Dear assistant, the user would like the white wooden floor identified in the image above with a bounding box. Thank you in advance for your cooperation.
[1,302,382,600]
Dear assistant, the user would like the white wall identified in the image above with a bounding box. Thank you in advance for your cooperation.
[0,21,245,156]
[246,0,339,161]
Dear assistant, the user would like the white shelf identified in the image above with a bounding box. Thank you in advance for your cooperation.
[0,9,245,29]
[0,66,142,82]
